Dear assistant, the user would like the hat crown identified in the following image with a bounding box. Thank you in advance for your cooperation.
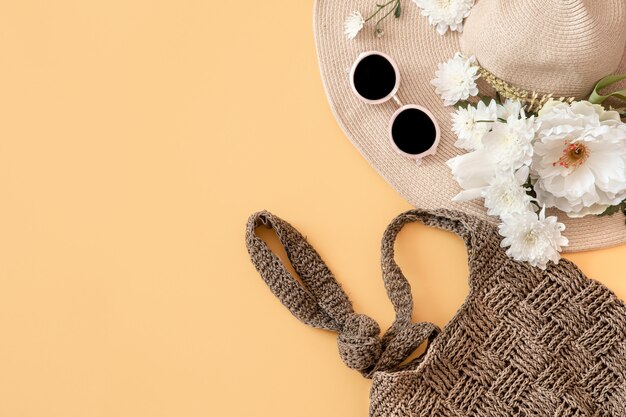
[459,0,626,98]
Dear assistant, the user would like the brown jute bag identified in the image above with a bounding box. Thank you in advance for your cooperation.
[245,209,626,416]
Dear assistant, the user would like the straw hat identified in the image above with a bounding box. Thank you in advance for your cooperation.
[314,0,626,252]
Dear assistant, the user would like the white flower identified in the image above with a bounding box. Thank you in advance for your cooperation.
[431,53,479,106]
[448,107,537,207]
[482,112,537,170]
[413,0,475,35]
[531,100,626,217]
[484,167,534,217]
[447,149,499,201]
[344,11,365,39]
[498,207,568,270]
[497,99,523,120]
[452,100,498,150]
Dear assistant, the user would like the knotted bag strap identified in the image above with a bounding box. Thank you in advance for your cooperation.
[246,211,383,377]
[245,209,480,378]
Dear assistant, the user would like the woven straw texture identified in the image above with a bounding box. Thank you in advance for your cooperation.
[313,0,626,252]
[246,209,626,416]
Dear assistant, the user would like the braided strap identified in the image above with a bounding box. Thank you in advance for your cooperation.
[246,211,382,376]
[375,209,494,371]
[245,211,441,378]
[379,209,475,324]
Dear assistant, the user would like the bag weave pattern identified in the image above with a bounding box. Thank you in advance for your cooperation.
[245,209,626,417]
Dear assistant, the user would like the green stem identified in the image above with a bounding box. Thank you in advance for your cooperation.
[374,1,400,30]
[364,0,396,22]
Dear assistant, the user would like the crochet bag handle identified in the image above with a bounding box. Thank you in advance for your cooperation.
[378,209,485,357]
[245,210,438,378]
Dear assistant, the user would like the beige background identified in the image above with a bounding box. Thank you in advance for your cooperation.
[1,1,625,416]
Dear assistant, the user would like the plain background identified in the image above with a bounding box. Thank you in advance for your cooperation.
[1,1,626,416]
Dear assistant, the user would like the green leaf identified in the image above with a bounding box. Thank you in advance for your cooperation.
[523,179,537,200]
[479,96,494,106]
[589,74,626,104]
[600,205,621,216]
[454,101,470,110]
[394,1,401,18]
[598,199,626,217]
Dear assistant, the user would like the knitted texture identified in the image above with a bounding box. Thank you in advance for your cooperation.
[245,209,626,416]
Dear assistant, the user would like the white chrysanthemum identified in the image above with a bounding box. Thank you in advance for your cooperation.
[344,11,365,39]
[483,167,534,217]
[452,99,497,150]
[498,207,568,270]
[448,110,537,203]
[482,112,537,170]
[431,53,479,106]
[532,100,626,217]
[497,99,523,120]
[413,0,475,35]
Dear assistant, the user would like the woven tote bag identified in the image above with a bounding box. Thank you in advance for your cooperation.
[245,209,626,416]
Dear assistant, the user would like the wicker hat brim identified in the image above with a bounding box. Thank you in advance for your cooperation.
[314,0,626,252]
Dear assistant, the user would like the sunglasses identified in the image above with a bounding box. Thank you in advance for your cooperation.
[349,51,440,163]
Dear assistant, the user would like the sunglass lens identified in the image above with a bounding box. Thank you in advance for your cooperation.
[353,54,397,101]
[391,108,437,155]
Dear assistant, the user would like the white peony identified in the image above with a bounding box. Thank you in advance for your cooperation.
[498,207,568,270]
[483,167,534,217]
[431,53,480,106]
[413,0,475,35]
[344,11,365,39]
[452,100,497,150]
[482,112,537,170]
[532,100,626,217]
